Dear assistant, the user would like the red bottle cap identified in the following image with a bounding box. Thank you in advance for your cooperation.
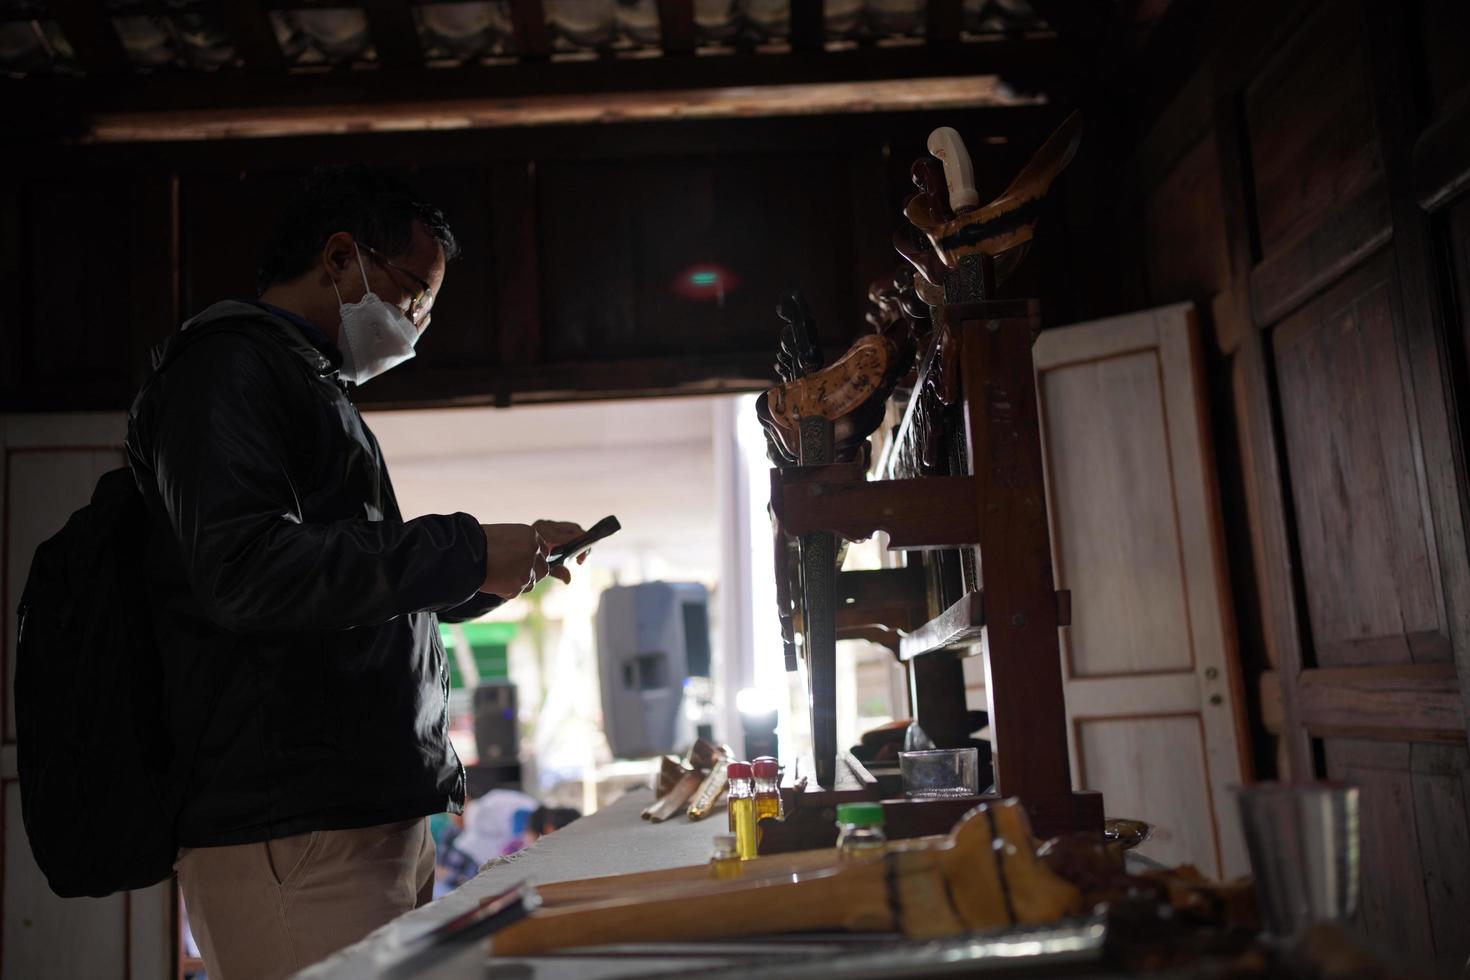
[726,761,753,779]
[752,758,779,779]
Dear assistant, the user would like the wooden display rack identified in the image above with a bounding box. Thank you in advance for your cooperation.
[763,116,1103,848]
[767,299,1102,849]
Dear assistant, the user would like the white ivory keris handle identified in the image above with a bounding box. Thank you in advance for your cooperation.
[927,126,979,211]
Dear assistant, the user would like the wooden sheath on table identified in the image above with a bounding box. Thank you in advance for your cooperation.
[492,798,1080,956]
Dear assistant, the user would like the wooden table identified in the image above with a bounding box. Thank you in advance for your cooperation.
[291,789,731,980]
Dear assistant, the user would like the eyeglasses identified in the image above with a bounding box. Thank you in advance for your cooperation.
[359,242,435,327]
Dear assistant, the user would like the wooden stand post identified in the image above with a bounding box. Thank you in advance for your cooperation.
[957,308,1073,800]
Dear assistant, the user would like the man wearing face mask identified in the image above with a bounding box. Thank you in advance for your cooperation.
[125,167,583,980]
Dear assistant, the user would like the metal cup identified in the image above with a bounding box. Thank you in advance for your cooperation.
[1233,782,1360,940]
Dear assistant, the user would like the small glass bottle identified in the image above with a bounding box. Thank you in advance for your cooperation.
[709,834,743,880]
[726,761,759,860]
[752,757,783,821]
[835,803,887,863]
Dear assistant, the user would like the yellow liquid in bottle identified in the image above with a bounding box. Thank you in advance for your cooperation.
[755,793,781,821]
[710,855,743,880]
[729,797,759,860]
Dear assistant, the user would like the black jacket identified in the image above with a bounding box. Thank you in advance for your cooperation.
[126,301,499,847]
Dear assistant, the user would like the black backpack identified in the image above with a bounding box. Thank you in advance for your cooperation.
[11,324,262,898]
[15,465,181,897]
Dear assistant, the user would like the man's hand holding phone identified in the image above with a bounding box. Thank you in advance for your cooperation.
[479,520,587,598]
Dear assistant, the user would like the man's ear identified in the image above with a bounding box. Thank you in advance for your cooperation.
[319,231,357,285]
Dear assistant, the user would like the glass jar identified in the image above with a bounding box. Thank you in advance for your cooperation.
[835,802,887,863]
[752,756,783,821]
[709,833,742,879]
[726,761,759,860]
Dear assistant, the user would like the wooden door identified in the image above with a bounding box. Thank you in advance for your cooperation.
[1,412,172,979]
[1033,303,1251,878]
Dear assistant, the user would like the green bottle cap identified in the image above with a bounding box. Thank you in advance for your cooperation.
[835,802,885,827]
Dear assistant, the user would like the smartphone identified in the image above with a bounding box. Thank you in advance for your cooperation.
[546,515,621,567]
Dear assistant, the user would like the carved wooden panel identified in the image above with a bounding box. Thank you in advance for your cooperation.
[1244,0,1382,257]
[1271,251,1448,667]
[1076,714,1220,874]
[1143,132,1230,303]
[1324,738,1470,970]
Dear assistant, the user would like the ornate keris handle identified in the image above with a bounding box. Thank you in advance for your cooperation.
[904,111,1085,278]
[926,126,980,212]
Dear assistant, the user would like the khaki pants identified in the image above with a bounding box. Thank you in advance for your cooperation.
[177,818,436,980]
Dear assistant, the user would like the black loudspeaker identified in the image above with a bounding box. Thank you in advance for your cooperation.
[596,582,710,759]
[473,681,519,765]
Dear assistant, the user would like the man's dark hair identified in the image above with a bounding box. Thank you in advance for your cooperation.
[256,166,459,294]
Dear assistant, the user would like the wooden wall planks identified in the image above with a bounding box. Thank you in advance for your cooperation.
[1417,0,1470,116]
[1243,0,1382,258]
[0,108,1060,411]
[537,152,855,362]
[1449,198,1470,397]
[1324,739,1470,970]
[1270,251,1447,668]
[1143,131,1231,306]
[1259,665,1465,744]
[1118,0,1470,960]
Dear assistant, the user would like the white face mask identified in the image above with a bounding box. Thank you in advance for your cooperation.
[330,244,420,386]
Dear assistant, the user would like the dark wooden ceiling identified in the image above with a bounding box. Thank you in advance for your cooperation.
[1,1,1172,140]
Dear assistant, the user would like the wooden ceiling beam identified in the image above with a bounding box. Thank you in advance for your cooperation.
[508,0,552,59]
[656,0,696,55]
[4,36,1070,129]
[46,0,129,76]
[355,353,778,410]
[206,0,287,72]
[4,102,1052,171]
[78,76,1038,142]
[362,0,424,69]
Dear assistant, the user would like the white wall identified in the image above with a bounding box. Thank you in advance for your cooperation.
[365,398,720,579]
